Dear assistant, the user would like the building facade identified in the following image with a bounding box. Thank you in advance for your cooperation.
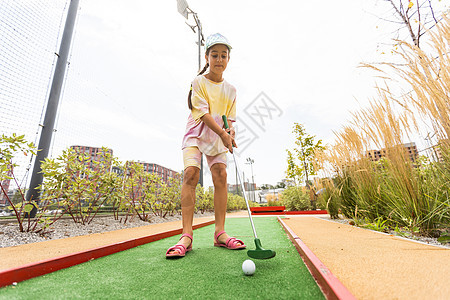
[366,142,419,163]
[70,145,114,174]
[71,145,179,183]
[138,162,180,183]
[434,139,449,163]
[227,182,257,195]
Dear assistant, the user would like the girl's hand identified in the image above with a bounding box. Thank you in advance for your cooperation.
[226,127,235,139]
[219,130,237,153]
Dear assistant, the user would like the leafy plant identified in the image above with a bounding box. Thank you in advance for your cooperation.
[0,134,66,234]
[159,176,182,217]
[227,193,254,211]
[280,186,311,211]
[195,185,213,214]
[0,134,36,181]
[116,161,182,221]
[393,225,408,238]
[106,168,125,221]
[314,19,450,236]
[40,147,119,225]
[285,123,325,186]
[316,180,340,219]
[266,194,283,207]
[362,217,389,233]
[437,234,450,244]
[120,161,152,222]
[149,175,181,218]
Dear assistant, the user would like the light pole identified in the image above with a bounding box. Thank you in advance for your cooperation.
[177,0,205,186]
[246,158,255,202]
[27,0,80,204]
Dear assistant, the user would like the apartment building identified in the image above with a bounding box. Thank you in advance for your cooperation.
[366,142,419,163]
[70,145,113,174]
[434,139,449,163]
[70,145,179,183]
[227,182,256,194]
[138,162,180,183]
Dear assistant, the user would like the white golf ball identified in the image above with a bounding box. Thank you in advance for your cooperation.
[242,259,256,276]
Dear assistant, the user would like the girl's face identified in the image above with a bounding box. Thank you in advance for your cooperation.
[205,44,230,76]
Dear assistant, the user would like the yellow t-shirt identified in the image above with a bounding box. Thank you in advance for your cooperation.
[182,75,236,156]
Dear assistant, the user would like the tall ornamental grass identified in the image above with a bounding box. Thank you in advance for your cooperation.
[316,18,449,235]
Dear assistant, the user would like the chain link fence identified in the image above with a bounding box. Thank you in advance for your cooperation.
[0,1,69,191]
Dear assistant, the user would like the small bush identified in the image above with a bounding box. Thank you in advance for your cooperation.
[266,194,283,206]
[226,193,258,211]
[195,185,214,213]
[280,187,311,211]
[315,180,340,219]
[40,147,118,225]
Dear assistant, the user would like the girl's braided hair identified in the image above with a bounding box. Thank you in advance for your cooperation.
[187,62,209,110]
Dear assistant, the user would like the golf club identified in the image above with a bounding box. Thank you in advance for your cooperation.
[222,115,276,259]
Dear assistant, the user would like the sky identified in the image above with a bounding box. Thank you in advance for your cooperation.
[49,0,446,188]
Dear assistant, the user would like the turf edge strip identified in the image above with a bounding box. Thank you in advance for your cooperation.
[252,210,328,216]
[277,217,356,300]
[0,220,215,288]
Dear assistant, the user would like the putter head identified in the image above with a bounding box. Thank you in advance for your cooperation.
[247,238,276,259]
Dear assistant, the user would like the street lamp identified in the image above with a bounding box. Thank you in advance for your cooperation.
[177,0,205,186]
[177,0,205,71]
[246,158,255,202]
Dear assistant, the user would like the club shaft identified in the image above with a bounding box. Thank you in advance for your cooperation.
[231,152,258,239]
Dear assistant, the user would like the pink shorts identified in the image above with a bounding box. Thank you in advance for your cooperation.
[183,146,227,170]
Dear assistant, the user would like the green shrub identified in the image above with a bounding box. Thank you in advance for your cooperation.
[0,134,69,233]
[266,194,283,206]
[330,152,450,234]
[226,193,258,211]
[40,147,118,225]
[195,185,214,213]
[280,187,311,211]
[316,183,340,219]
[161,176,182,216]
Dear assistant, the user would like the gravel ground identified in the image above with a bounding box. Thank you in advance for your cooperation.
[0,212,215,248]
[1,213,448,249]
[320,216,449,249]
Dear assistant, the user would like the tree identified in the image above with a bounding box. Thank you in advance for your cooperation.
[286,123,325,186]
[275,182,286,189]
[260,184,274,190]
[379,0,444,48]
[286,150,302,186]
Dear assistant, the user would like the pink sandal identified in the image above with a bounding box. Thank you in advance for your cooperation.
[214,230,246,250]
[166,233,193,258]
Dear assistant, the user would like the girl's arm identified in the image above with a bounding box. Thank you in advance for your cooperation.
[200,113,237,152]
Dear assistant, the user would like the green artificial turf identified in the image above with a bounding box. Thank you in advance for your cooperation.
[0,217,324,299]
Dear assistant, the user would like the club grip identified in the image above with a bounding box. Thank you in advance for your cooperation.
[222,115,229,129]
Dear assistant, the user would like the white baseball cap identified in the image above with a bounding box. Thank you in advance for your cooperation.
[204,33,232,51]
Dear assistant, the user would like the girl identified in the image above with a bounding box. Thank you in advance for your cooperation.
[166,33,246,258]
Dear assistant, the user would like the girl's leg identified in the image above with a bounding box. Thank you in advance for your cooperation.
[181,166,199,237]
[211,163,227,235]
[210,163,243,246]
[168,166,199,254]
